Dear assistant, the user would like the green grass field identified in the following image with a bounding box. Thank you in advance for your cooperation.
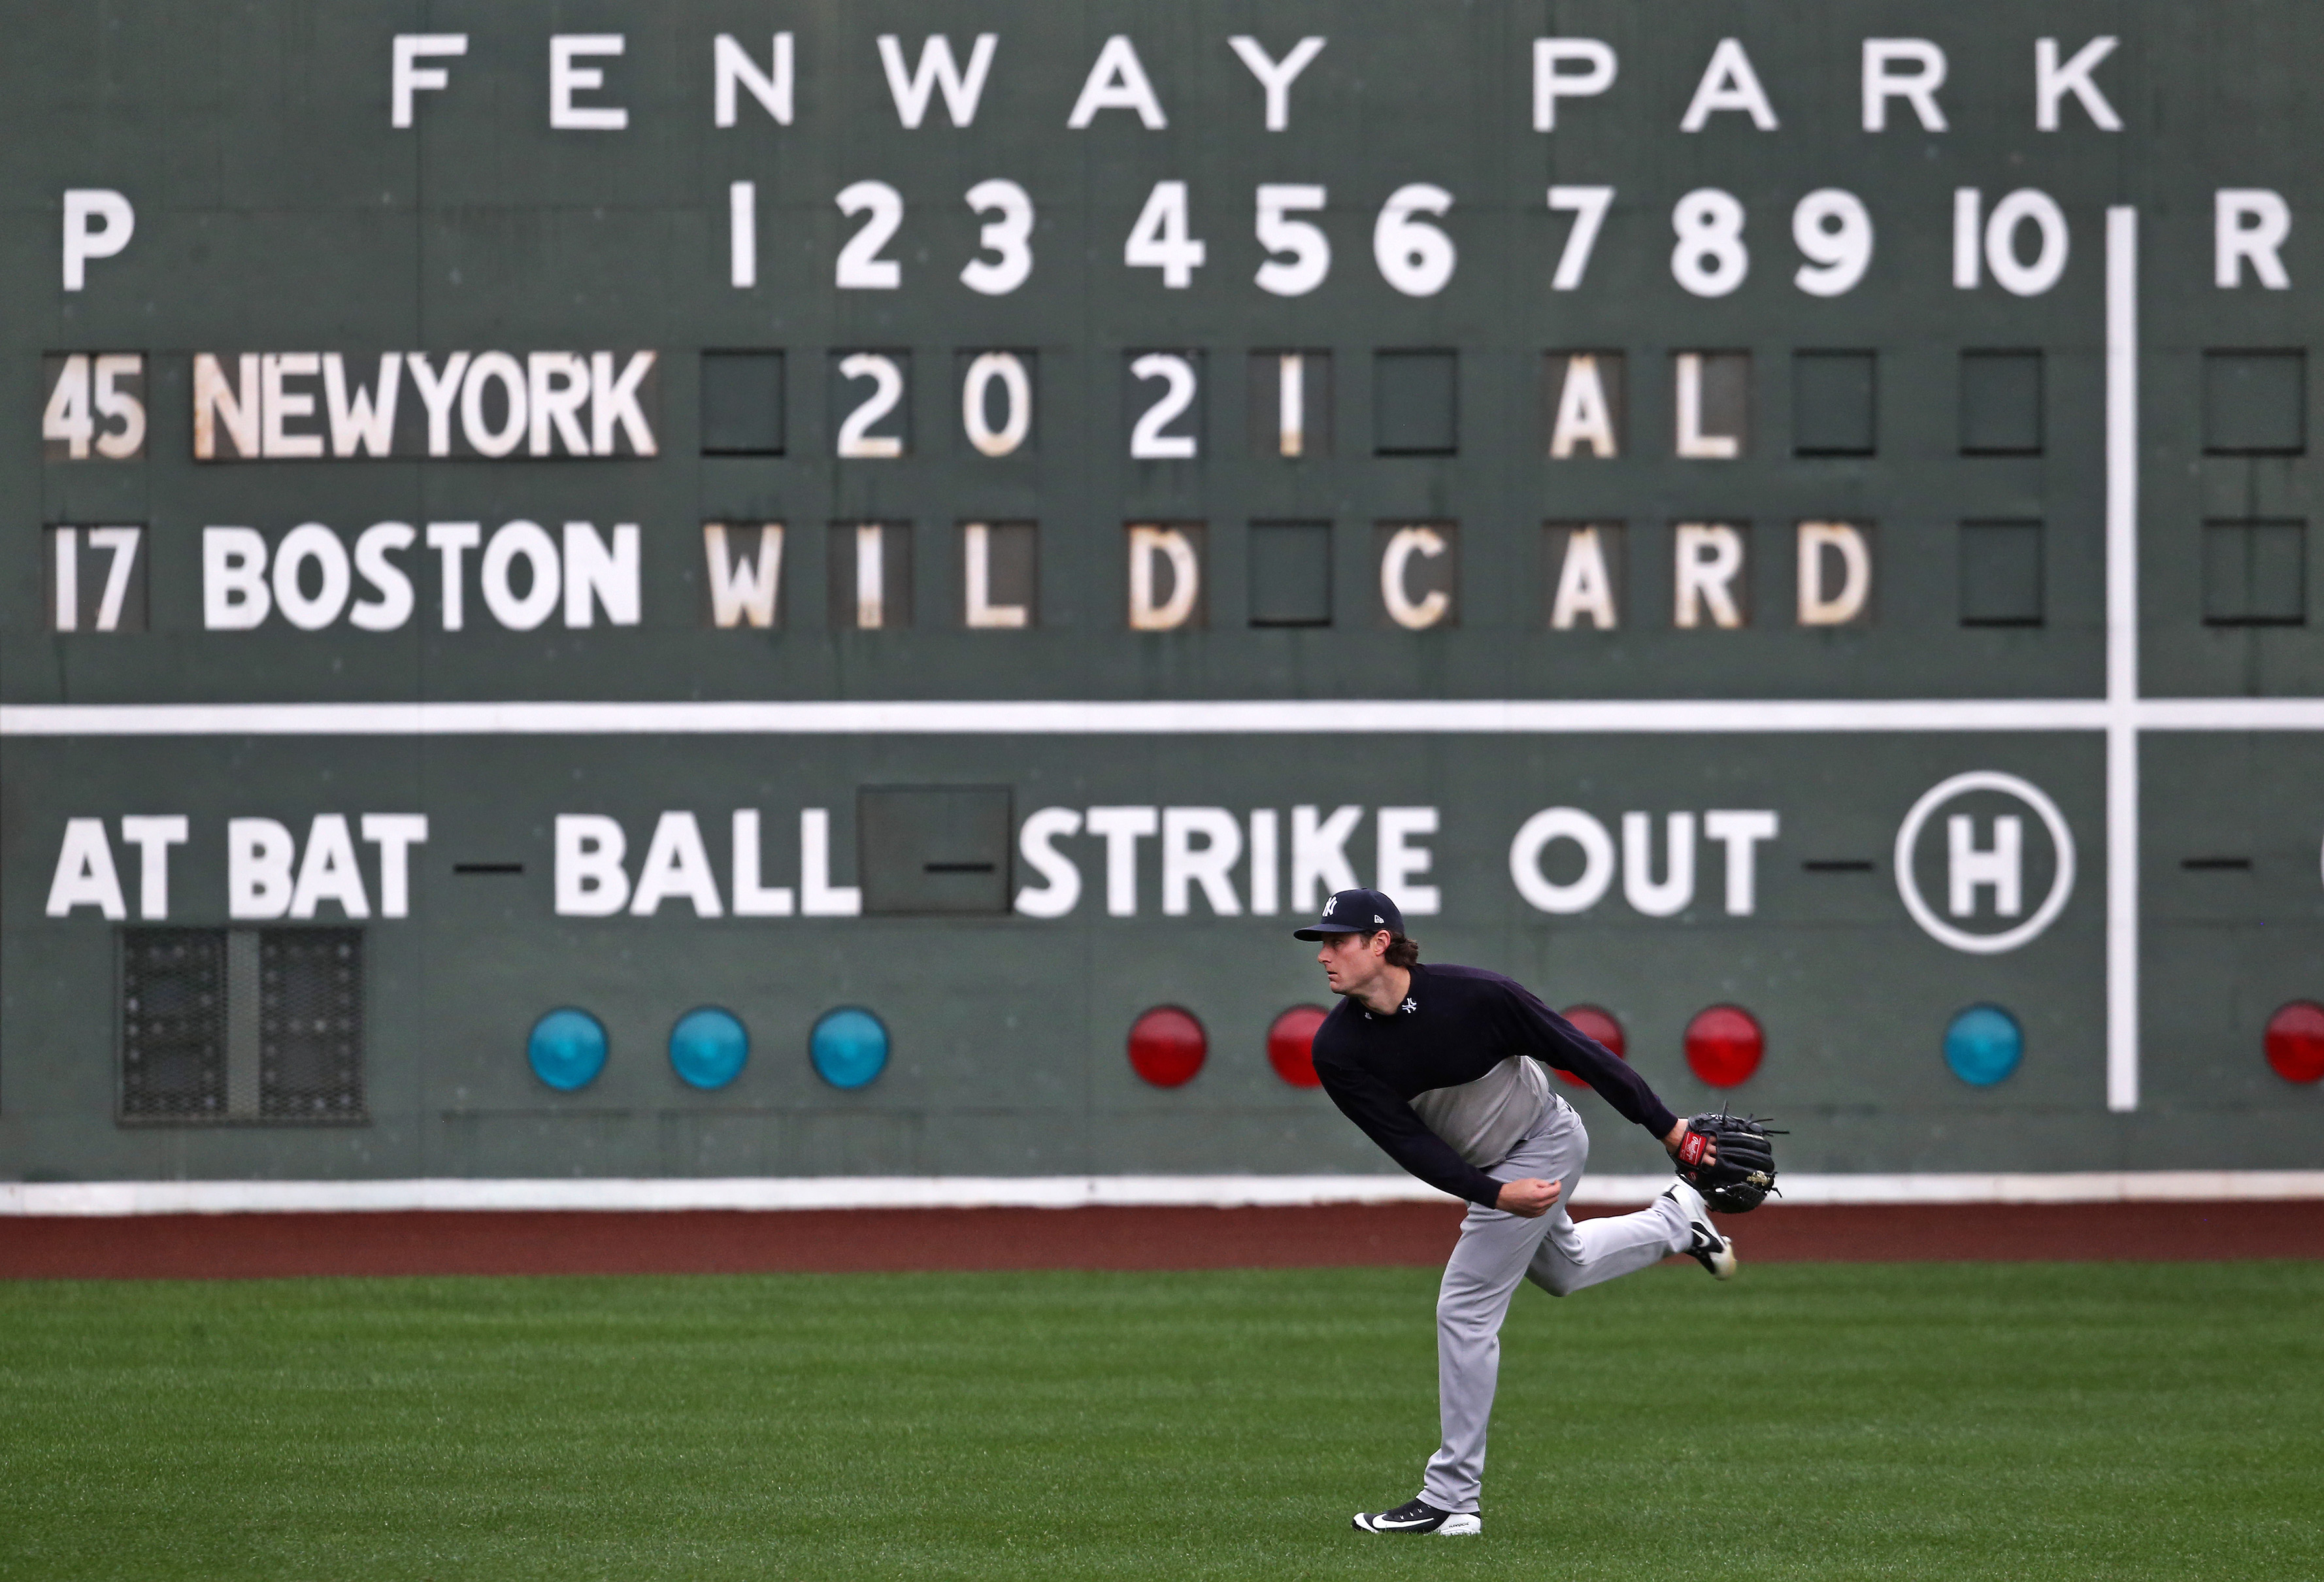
[3,1261,2317,1581]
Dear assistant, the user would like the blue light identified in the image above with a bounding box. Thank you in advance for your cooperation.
[1944,1005,2023,1087]
[529,1008,608,1091]
[669,1006,749,1091]
[811,1007,889,1089]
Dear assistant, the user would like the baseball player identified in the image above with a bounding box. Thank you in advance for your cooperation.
[1295,888,1742,1538]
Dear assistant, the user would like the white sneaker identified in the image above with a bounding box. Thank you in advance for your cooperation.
[1664,1179,1737,1279]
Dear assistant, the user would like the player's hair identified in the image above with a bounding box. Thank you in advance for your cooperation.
[1329,928,1420,968]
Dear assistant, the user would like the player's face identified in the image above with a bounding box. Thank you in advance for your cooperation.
[1316,931,1389,997]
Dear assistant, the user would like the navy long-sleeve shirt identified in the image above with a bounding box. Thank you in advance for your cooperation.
[1310,961,1680,1208]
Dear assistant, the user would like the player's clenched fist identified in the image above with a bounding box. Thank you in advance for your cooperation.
[1493,1177,1561,1217]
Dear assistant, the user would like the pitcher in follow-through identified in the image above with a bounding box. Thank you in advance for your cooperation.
[1293,888,1778,1536]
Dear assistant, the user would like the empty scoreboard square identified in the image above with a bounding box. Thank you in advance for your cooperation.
[699,351,785,455]
[2202,352,2306,455]
[1959,521,2045,626]
[2202,521,2306,624]
[1373,350,1457,455]
[1247,521,1333,627]
[1792,351,1876,456]
[1959,351,2044,456]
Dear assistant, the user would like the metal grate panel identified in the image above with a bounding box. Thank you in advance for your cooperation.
[258,929,366,1121]
[117,927,365,1125]
[118,929,228,1121]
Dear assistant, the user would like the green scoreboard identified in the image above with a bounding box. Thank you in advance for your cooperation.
[5,1,2321,1186]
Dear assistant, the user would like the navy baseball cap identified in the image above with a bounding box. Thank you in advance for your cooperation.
[1293,888,1406,941]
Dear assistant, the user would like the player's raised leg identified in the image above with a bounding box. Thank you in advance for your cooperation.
[1523,1185,1702,1296]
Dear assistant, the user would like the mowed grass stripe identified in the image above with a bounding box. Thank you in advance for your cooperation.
[2,1262,2317,1581]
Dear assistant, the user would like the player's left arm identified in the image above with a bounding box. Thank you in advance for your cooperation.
[1504,985,1705,1158]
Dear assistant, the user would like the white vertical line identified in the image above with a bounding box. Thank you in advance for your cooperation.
[52,527,78,631]
[855,525,884,629]
[1248,808,1280,914]
[728,180,756,288]
[2105,206,2140,1113]
[1278,353,1304,457]
[1952,188,1983,288]
[963,522,991,627]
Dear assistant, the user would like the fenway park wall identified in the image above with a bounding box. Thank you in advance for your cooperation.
[4,1,2321,1185]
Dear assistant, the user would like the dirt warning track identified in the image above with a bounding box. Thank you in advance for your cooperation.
[3,1200,2319,1280]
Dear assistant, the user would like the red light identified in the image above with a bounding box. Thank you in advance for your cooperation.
[1685,1005,1763,1087]
[2265,1000,2324,1084]
[1267,1005,1329,1087]
[1128,1006,1206,1088]
[1554,1005,1626,1087]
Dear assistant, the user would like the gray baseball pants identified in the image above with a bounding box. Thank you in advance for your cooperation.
[1419,1092,1689,1515]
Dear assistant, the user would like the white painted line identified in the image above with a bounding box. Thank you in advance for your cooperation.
[3,697,2317,738]
[1692,1170,2324,1207]
[2106,206,2142,720]
[2134,697,2324,729]
[5,1172,2321,1217]
[0,699,2087,735]
[2106,205,2142,1114]
[0,1176,1455,1216]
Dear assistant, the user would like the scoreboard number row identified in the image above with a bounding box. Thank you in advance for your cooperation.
[39,339,2302,465]
[720,180,2297,301]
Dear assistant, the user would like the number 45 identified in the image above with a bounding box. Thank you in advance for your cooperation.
[42,353,146,459]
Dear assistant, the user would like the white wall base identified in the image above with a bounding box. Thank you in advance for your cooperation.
[5,1171,2322,1217]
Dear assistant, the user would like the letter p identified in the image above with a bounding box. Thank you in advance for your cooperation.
[63,190,133,291]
